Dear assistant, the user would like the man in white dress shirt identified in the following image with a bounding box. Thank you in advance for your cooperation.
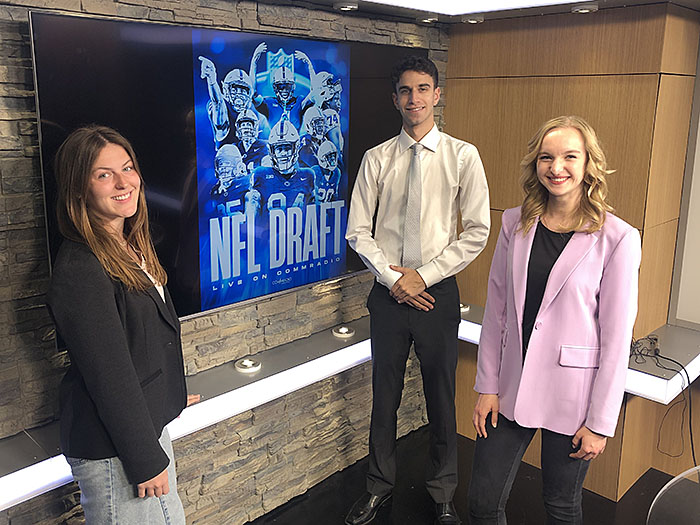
[344,56,490,525]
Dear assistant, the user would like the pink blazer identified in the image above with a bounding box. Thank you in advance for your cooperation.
[475,207,641,437]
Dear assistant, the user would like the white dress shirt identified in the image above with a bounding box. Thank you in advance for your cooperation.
[346,124,490,289]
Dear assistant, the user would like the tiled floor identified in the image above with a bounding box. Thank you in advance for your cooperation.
[250,426,671,524]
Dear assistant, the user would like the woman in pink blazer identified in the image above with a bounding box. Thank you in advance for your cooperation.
[468,116,641,524]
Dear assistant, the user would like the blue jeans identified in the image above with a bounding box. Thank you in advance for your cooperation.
[67,427,185,525]
[468,415,590,524]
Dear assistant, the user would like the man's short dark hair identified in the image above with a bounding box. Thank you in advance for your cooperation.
[390,55,439,93]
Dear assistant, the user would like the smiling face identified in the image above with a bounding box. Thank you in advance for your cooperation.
[536,127,587,207]
[392,70,440,141]
[86,142,141,235]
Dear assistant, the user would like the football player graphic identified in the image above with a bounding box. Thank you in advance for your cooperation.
[199,55,270,148]
[298,105,327,168]
[311,140,342,204]
[310,71,342,108]
[295,50,340,111]
[255,65,305,130]
[250,43,309,130]
[300,59,343,152]
[233,109,270,174]
[272,66,295,106]
[222,69,253,113]
[248,120,314,216]
[209,144,252,217]
[323,106,344,152]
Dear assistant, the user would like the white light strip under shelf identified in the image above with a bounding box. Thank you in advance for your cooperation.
[167,339,372,439]
[458,319,482,345]
[0,455,73,512]
[625,352,700,405]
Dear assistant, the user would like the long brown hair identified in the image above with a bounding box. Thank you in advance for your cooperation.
[519,116,614,234]
[54,125,167,290]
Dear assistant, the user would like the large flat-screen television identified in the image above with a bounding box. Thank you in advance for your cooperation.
[30,12,426,317]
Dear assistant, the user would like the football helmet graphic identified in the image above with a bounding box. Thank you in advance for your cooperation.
[311,71,341,104]
[235,109,260,143]
[302,106,326,141]
[268,120,300,175]
[272,66,295,104]
[222,69,252,112]
[214,144,247,189]
[317,140,338,171]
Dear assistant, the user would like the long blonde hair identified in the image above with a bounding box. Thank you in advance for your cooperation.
[54,125,167,290]
[519,115,614,233]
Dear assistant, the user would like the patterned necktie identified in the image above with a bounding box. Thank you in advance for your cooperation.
[402,143,422,269]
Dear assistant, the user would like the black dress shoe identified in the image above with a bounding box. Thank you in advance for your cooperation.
[345,492,392,525]
[434,501,462,525]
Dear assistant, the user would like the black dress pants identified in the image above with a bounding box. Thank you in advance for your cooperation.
[365,277,460,503]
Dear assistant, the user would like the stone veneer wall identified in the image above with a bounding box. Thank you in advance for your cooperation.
[0,1,449,522]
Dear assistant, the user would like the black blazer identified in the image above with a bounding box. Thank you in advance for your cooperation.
[47,239,187,484]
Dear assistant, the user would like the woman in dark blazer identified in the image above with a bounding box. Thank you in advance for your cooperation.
[47,126,194,524]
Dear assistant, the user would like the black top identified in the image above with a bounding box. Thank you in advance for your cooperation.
[522,222,574,354]
[47,239,187,484]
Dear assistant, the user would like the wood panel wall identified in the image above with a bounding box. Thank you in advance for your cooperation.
[446,74,658,225]
[448,2,700,501]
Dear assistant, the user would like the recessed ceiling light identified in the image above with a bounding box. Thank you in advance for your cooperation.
[333,1,359,11]
[462,14,485,24]
[418,15,439,23]
[571,2,598,13]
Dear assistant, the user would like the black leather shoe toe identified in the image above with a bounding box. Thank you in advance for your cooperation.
[345,492,392,525]
[434,501,462,525]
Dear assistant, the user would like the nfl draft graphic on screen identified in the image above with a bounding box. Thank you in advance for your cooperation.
[193,30,350,310]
